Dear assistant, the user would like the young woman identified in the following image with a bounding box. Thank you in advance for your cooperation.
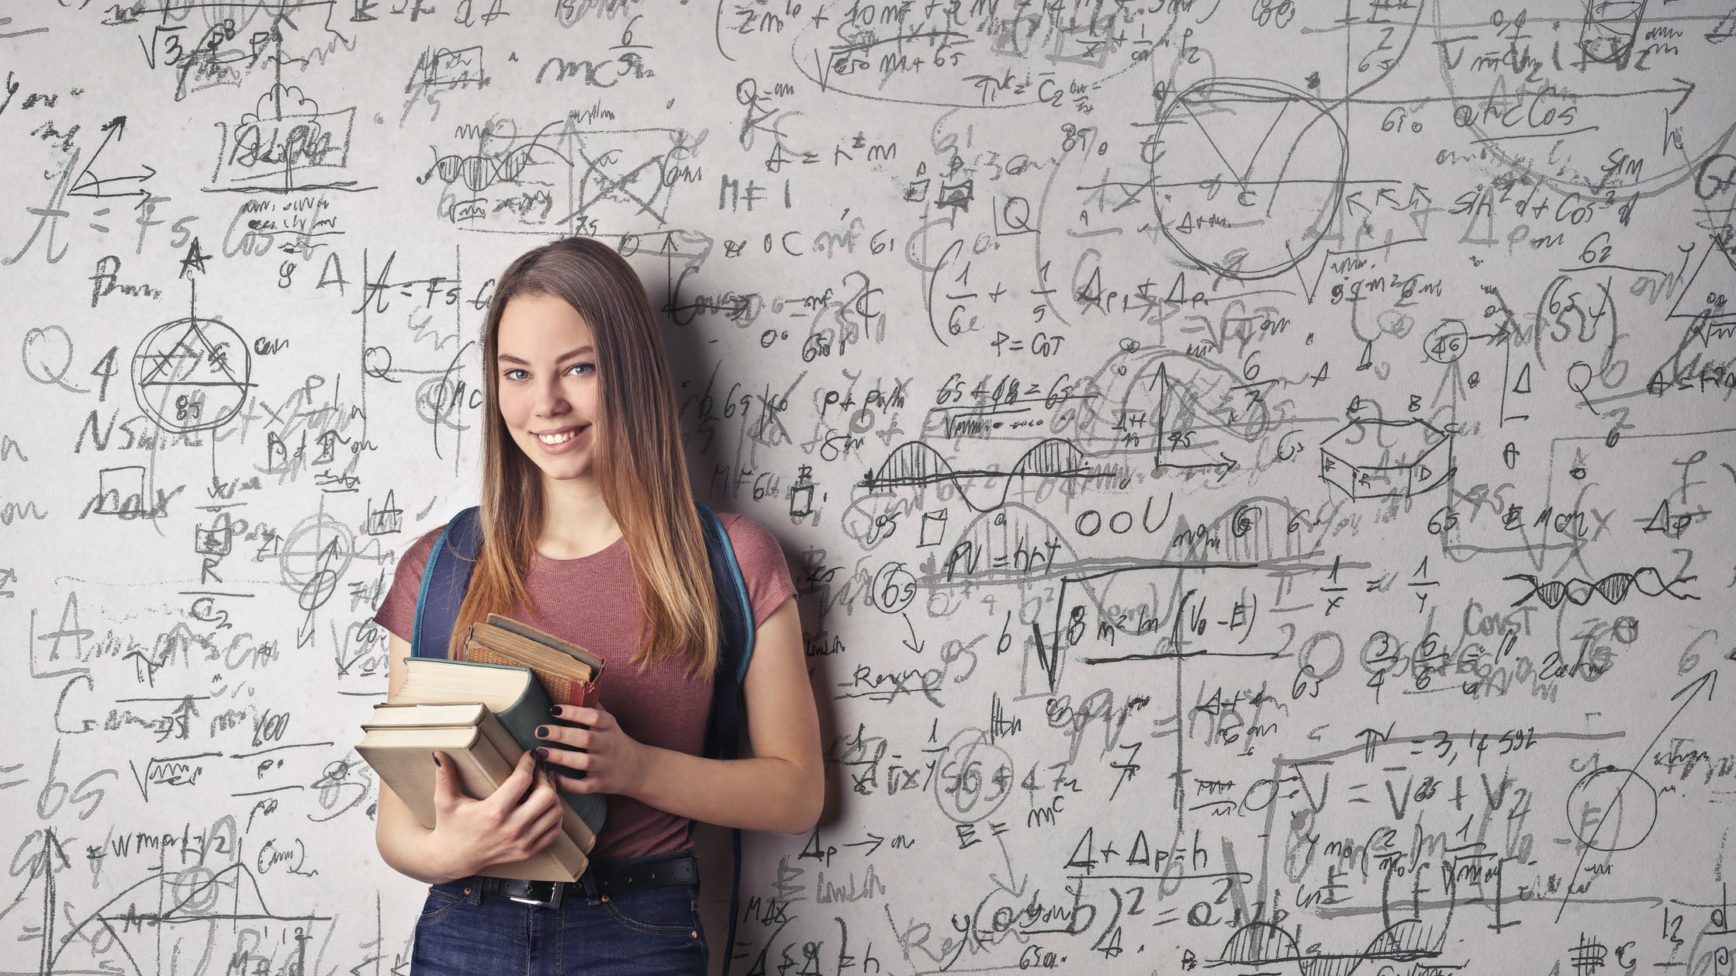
[370,236,824,975]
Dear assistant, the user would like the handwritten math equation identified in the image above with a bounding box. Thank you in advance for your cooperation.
[1,1,1732,974]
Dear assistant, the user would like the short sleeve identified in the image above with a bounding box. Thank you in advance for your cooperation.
[719,511,797,629]
[372,525,445,644]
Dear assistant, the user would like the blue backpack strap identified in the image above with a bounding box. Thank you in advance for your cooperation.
[698,500,756,761]
[695,500,756,976]
[410,506,484,660]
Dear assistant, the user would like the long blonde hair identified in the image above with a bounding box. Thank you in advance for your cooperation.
[443,236,720,680]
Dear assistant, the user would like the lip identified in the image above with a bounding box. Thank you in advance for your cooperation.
[531,424,590,454]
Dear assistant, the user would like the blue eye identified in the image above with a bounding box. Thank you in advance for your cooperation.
[501,364,592,381]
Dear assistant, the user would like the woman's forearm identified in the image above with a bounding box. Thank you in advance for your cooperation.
[627,746,822,834]
[375,786,469,885]
[379,826,467,886]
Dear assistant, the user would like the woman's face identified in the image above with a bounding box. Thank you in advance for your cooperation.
[495,292,602,483]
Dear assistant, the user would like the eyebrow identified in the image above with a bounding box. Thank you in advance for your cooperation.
[497,346,594,365]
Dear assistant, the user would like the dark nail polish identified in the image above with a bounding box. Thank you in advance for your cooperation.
[535,726,549,738]
[535,747,550,760]
[432,753,440,767]
[550,705,562,717]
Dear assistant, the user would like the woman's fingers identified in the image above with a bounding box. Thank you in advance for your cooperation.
[487,750,540,812]
[543,750,600,792]
[533,789,565,833]
[513,780,567,856]
[505,766,559,825]
[535,744,593,771]
[550,703,604,725]
[429,751,459,813]
[535,723,591,749]
[528,807,566,854]
[549,760,602,795]
[516,769,561,818]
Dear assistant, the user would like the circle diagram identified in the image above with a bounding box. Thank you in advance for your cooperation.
[1566,765,1658,853]
[131,316,251,433]
[1152,79,1349,280]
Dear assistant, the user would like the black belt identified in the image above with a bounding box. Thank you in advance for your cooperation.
[471,851,698,909]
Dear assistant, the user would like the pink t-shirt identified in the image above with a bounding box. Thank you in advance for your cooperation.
[372,508,797,860]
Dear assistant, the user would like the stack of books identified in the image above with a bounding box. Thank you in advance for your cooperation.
[356,614,606,882]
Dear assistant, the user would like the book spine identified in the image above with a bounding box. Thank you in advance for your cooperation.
[491,678,608,837]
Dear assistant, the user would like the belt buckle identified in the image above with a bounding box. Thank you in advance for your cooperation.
[507,880,564,909]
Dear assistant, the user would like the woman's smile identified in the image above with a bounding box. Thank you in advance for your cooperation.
[533,424,591,453]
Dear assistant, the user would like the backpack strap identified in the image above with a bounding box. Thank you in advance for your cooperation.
[410,505,484,660]
[694,500,757,976]
[697,500,757,761]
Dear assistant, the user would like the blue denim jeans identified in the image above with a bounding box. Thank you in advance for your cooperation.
[409,851,708,975]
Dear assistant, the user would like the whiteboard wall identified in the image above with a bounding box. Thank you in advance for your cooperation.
[2,2,1733,975]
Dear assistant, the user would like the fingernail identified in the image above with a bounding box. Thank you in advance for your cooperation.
[535,726,549,738]
[431,753,440,767]
[549,705,562,717]
[535,747,550,760]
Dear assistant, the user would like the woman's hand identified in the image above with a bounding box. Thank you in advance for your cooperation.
[535,701,653,797]
[427,749,566,878]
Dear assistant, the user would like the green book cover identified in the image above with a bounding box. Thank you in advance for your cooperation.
[402,658,606,837]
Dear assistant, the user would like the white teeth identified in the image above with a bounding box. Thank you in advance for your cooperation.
[537,428,581,445]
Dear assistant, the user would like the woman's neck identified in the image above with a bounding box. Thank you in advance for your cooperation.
[537,478,622,559]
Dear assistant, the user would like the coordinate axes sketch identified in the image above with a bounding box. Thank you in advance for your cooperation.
[1,1,1733,975]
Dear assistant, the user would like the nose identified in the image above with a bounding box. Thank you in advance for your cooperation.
[532,374,571,420]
